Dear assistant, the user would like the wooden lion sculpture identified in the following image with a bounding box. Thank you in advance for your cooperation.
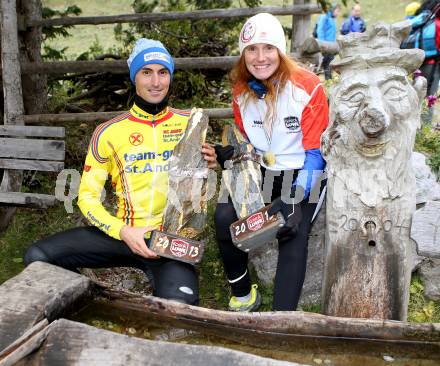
[321,21,426,320]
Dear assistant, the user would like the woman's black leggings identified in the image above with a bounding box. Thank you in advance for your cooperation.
[215,171,321,311]
[24,226,198,305]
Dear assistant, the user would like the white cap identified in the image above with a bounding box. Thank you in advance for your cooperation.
[239,13,286,55]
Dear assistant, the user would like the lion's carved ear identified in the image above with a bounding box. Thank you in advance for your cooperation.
[412,76,427,107]
[321,118,341,158]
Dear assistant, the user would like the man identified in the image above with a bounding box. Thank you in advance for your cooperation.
[316,4,341,79]
[340,3,367,35]
[24,39,217,305]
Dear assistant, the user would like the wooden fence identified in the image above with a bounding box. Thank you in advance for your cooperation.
[2,0,321,126]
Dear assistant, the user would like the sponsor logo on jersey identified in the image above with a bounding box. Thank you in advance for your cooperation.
[129,132,144,146]
[84,164,91,172]
[170,239,189,257]
[284,116,300,132]
[246,212,265,231]
[162,128,184,143]
[124,150,173,162]
[253,120,263,127]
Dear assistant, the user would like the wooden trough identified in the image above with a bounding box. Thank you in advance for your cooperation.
[1,262,439,365]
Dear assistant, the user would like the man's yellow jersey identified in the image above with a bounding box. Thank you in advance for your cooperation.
[78,103,190,240]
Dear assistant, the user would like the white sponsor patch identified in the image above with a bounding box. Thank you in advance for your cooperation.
[179,286,194,295]
[143,52,169,63]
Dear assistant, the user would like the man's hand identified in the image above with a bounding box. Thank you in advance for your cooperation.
[268,198,302,243]
[120,226,159,259]
[202,143,217,169]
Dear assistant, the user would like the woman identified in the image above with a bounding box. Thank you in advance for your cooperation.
[215,13,329,311]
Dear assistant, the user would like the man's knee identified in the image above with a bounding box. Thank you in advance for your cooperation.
[156,282,199,305]
[23,245,51,266]
[154,262,199,305]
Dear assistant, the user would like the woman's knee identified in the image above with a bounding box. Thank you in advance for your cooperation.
[214,202,237,242]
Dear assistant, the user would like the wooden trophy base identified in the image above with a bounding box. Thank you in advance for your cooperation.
[230,204,285,253]
[149,230,204,265]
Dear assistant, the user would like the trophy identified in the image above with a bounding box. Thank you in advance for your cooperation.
[149,108,210,265]
[221,125,284,253]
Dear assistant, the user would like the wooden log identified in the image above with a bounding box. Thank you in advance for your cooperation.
[0,159,64,172]
[0,192,58,208]
[0,319,49,366]
[300,36,340,55]
[100,288,440,343]
[0,125,65,138]
[23,108,234,124]
[0,261,92,350]
[20,57,236,75]
[28,4,321,27]
[0,0,25,231]
[221,124,264,218]
[17,53,305,76]
[0,138,64,161]
[18,319,304,366]
[162,108,210,238]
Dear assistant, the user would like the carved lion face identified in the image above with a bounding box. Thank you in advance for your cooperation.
[321,67,426,205]
[323,67,423,158]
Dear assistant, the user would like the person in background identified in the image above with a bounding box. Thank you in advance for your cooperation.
[23,38,217,305]
[405,1,421,19]
[410,0,440,126]
[214,13,328,312]
[316,4,341,79]
[340,2,366,35]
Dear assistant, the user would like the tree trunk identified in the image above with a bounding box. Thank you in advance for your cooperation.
[18,0,47,115]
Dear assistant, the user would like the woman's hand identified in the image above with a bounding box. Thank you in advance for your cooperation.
[120,226,159,259]
[202,143,218,169]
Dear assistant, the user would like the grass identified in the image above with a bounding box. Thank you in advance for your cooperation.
[0,203,78,284]
[408,275,440,323]
[42,0,132,58]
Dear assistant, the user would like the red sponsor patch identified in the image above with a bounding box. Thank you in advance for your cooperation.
[129,132,144,146]
[170,239,189,257]
[246,212,265,232]
[84,164,91,172]
[241,20,256,43]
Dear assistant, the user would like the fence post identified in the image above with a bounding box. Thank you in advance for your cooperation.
[0,0,25,231]
[291,0,312,54]
[19,0,47,115]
